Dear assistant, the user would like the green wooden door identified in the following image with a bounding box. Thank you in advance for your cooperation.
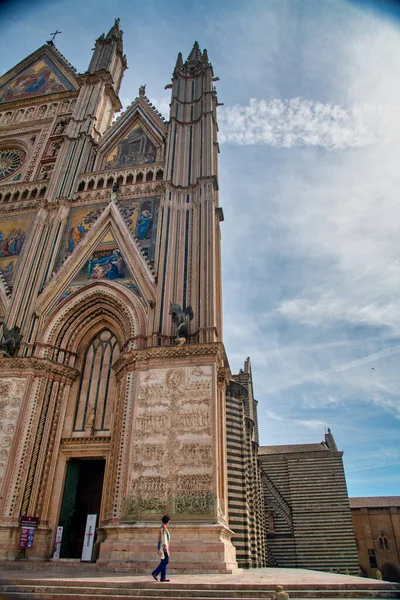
[58,459,80,558]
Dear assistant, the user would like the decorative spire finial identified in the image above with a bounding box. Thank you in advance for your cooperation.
[139,84,146,97]
[186,41,202,63]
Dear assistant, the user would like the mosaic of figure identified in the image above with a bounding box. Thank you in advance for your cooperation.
[66,206,104,252]
[119,197,159,262]
[136,203,153,239]
[119,203,138,229]
[0,217,31,287]
[58,227,144,303]
[0,227,26,257]
[105,125,157,169]
[86,248,125,280]
[0,59,66,103]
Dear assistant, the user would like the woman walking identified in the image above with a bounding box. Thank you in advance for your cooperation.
[151,515,171,582]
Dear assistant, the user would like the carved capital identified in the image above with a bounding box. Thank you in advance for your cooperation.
[217,367,230,388]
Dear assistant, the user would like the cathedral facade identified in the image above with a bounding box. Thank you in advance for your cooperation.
[0,20,268,570]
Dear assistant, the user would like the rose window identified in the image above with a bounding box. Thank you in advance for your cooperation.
[0,148,26,181]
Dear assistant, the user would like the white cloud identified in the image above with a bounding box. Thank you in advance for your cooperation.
[265,410,327,431]
[278,296,400,331]
[218,98,400,149]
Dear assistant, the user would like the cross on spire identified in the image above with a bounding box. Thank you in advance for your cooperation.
[48,30,62,43]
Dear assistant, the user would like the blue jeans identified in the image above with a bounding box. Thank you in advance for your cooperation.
[153,551,169,580]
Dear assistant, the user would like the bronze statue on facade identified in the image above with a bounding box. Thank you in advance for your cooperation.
[169,303,194,344]
[0,322,21,356]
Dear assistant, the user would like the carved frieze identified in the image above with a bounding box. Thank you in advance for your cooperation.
[0,356,78,382]
[0,378,26,493]
[114,342,226,378]
[125,365,215,517]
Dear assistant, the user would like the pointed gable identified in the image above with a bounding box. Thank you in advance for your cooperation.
[39,201,156,317]
[104,123,157,170]
[60,231,143,304]
[61,196,160,265]
[97,94,167,171]
[0,44,78,105]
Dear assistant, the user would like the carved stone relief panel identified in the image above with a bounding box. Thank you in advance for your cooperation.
[125,365,215,517]
[0,378,26,495]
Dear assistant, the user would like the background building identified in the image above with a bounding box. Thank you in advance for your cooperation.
[226,358,267,568]
[259,431,359,573]
[350,496,400,582]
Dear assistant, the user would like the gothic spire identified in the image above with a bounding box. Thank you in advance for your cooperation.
[175,52,183,69]
[106,17,121,39]
[173,42,211,77]
[186,41,202,63]
[87,18,127,92]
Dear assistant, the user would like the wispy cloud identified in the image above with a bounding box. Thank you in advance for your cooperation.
[218,98,400,149]
[265,410,327,430]
[263,344,400,395]
[278,296,400,332]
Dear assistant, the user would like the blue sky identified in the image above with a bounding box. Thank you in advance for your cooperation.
[1,0,400,497]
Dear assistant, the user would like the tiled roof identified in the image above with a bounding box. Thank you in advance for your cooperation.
[259,443,329,455]
[350,496,400,508]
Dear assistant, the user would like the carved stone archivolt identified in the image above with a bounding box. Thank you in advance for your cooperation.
[124,364,215,517]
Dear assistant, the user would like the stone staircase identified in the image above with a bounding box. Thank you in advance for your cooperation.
[0,576,399,600]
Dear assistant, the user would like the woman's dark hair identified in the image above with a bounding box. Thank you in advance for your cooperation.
[161,515,170,524]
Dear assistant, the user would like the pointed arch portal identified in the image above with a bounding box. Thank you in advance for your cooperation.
[38,281,147,358]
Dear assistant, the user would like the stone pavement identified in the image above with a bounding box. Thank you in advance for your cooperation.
[0,566,399,599]
[0,566,385,584]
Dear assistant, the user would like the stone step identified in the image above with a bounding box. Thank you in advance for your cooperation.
[1,591,398,600]
[0,585,399,599]
[3,579,400,590]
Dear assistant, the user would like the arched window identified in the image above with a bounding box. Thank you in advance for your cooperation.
[379,533,389,550]
[73,329,120,432]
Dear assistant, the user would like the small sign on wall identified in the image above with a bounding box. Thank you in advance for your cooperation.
[81,514,97,562]
[19,516,39,549]
[53,526,63,559]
